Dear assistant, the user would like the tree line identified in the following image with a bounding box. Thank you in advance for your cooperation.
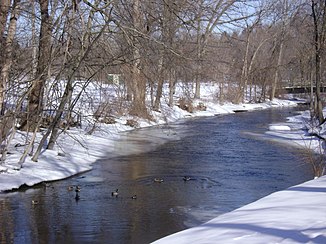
[0,0,325,164]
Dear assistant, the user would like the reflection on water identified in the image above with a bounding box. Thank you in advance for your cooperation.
[0,107,313,244]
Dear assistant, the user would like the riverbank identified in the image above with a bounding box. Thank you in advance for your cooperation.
[152,103,326,243]
[153,174,326,244]
[0,98,304,192]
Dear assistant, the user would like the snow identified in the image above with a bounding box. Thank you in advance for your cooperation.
[269,125,292,131]
[0,82,325,243]
[152,176,326,244]
[265,109,326,153]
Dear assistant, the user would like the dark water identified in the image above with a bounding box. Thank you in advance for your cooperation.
[0,107,313,244]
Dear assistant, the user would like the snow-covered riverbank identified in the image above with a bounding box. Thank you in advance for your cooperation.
[152,175,326,244]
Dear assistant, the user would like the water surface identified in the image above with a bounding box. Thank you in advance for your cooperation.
[0,107,313,244]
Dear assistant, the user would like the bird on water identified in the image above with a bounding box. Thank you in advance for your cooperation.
[75,186,81,201]
[111,189,119,197]
[183,176,191,182]
[154,178,164,183]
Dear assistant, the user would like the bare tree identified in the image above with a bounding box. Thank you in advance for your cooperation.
[0,0,323,166]
[129,0,147,117]
[20,0,52,131]
[311,0,325,124]
[0,0,11,54]
[153,0,179,111]
[35,0,112,156]
[194,0,238,99]
[270,0,289,100]
[0,0,10,31]
[0,0,20,114]
[113,0,149,117]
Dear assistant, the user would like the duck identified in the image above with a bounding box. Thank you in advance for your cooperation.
[31,200,39,205]
[75,186,81,192]
[131,195,137,200]
[154,178,164,183]
[183,176,191,182]
[67,186,74,191]
[111,189,119,197]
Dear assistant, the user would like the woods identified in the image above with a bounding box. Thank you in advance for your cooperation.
[0,0,325,164]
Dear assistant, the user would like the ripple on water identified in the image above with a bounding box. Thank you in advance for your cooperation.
[76,176,105,183]
[172,205,223,228]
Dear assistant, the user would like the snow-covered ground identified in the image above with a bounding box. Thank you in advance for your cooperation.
[152,175,326,244]
[0,82,325,243]
[265,109,325,154]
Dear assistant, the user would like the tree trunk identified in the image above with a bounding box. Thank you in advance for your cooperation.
[129,0,147,117]
[130,52,147,117]
[45,2,108,151]
[238,31,250,103]
[0,0,20,114]
[0,0,9,28]
[194,61,202,99]
[153,0,172,111]
[45,79,73,150]
[31,0,38,78]
[194,0,237,99]
[270,1,288,100]
[153,55,164,111]
[311,0,325,124]
[26,0,52,131]
[169,70,176,107]
[270,39,284,100]
[195,21,203,99]
[0,0,10,50]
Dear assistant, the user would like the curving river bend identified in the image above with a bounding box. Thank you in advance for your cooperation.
[0,107,313,244]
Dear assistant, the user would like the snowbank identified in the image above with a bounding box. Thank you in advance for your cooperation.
[269,125,292,131]
[152,175,326,244]
[266,107,326,154]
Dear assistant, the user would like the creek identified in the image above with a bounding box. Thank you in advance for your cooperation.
[0,107,313,244]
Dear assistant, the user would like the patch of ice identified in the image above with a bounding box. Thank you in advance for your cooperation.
[269,125,291,131]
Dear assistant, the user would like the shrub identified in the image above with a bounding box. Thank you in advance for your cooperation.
[99,117,116,124]
[178,97,193,113]
[196,102,207,111]
[126,119,139,128]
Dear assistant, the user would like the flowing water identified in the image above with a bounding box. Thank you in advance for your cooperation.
[0,107,313,244]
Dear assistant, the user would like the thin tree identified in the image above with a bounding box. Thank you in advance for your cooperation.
[0,0,20,114]
[311,0,325,124]
[0,0,11,56]
[36,1,111,156]
[194,0,237,99]
[153,0,175,111]
[270,0,289,100]
[21,0,52,131]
